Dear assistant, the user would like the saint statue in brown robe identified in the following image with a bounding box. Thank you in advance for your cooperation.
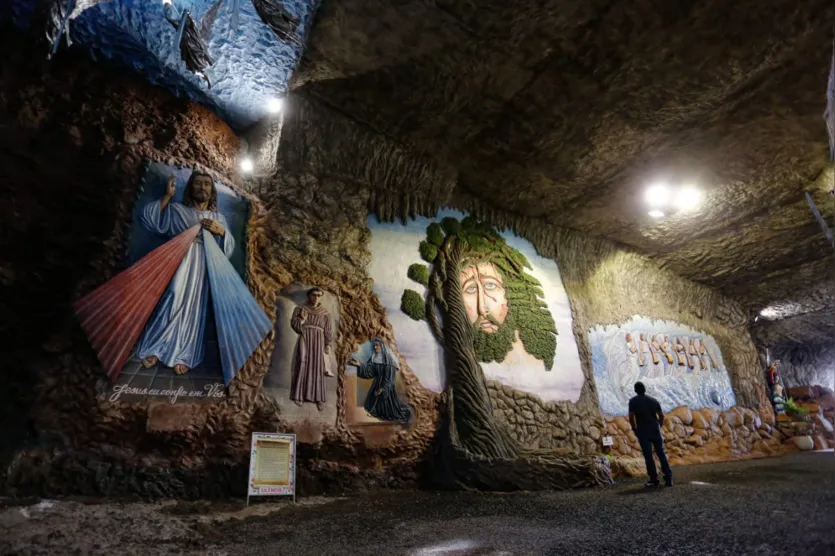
[290,287,334,410]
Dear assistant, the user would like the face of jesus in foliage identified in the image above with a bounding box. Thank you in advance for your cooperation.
[459,262,509,334]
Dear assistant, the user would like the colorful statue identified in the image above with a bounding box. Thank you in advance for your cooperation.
[767,361,784,391]
[772,383,786,415]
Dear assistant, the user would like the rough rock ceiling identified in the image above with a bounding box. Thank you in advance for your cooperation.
[293,0,835,347]
[5,0,318,128]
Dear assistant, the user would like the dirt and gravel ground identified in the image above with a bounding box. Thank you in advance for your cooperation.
[2,451,833,555]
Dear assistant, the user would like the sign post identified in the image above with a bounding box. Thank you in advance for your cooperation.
[246,432,297,506]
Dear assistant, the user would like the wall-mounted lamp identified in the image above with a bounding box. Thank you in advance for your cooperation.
[240,157,254,173]
[266,97,284,114]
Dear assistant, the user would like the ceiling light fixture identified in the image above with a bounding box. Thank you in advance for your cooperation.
[648,210,665,218]
[266,97,284,114]
[644,183,670,208]
[240,157,254,173]
[673,186,702,212]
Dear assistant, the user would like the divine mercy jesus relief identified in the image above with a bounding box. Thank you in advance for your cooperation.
[76,162,272,404]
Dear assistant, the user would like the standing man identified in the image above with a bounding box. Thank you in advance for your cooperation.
[629,381,673,487]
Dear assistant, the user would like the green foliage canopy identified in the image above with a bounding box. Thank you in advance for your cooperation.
[402,216,558,370]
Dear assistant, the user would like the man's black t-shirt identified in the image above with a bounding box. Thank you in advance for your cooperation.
[628,394,663,439]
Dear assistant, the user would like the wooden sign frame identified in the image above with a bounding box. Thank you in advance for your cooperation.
[246,432,297,505]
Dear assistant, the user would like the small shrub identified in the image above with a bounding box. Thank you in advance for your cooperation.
[426,223,444,246]
[784,397,809,416]
[419,241,438,263]
[440,217,461,236]
[407,263,430,286]
[400,289,426,321]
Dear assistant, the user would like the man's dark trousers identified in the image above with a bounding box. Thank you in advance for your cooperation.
[638,432,672,483]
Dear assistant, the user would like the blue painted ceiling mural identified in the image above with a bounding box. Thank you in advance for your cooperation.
[7,0,319,129]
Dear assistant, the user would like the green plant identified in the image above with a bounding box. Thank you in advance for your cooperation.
[400,289,426,320]
[407,263,430,286]
[784,397,809,416]
[426,223,444,246]
[419,240,437,263]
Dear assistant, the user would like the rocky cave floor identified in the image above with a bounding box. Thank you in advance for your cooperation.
[1,452,833,556]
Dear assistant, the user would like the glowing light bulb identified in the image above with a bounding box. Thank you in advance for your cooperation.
[267,97,284,114]
[648,210,665,218]
[673,187,702,212]
[644,183,670,208]
[240,157,254,173]
[162,0,172,5]
[759,307,778,319]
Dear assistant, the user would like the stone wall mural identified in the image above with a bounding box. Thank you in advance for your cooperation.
[263,283,340,425]
[79,161,271,405]
[368,210,585,404]
[590,316,736,416]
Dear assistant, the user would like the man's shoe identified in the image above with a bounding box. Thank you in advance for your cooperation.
[664,480,674,487]
[644,481,660,488]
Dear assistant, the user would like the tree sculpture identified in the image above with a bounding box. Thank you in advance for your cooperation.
[400,216,612,489]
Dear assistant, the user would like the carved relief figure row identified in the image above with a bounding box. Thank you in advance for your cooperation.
[625,333,718,373]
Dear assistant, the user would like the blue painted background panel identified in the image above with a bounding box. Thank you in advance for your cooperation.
[7,0,318,129]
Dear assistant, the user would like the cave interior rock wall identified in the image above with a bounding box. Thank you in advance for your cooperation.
[0,34,802,497]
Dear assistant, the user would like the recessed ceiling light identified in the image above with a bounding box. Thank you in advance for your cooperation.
[674,187,702,211]
[240,157,254,173]
[648,210,665,218]
[644,183,670,208]
[266,97,283,114]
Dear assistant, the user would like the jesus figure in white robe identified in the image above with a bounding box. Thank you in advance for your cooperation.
[136,171,234,375]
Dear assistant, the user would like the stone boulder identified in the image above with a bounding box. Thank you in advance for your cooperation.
[788,386,816,401]
[613,416,632,433]
[793,436,814,451]
[700,408,719,425]
[691,410,709,430]
[818,393,835,412]
[609,457,645,478]
[798,402,821,414]
[670,406,693,426]
[813,414,834,434]
[724,407,744,428]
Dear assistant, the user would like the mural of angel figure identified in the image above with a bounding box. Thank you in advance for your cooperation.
[164,0,224,87]
[228,0,302,46]
[43,0,111,59]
